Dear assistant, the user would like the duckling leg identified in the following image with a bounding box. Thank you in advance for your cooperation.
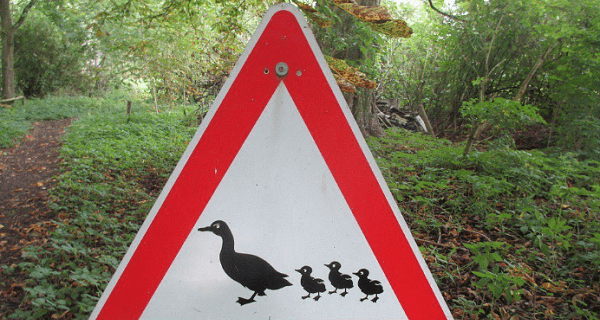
[360,295,369,302]
[328,288,338,294]
[237,291,258,306]
[340,289,348,297]
[301,293,311,300]
[371,294,379,303]
[313,292,321,301]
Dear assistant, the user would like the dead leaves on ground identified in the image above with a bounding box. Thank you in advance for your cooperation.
[407,208,600,318]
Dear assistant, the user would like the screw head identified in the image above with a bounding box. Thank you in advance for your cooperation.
[275,62,288,76]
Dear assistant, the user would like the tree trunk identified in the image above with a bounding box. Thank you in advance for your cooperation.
[463,121,490,157]
[416,104,435,137]
[1,0,16,99]
[1,0,37,99]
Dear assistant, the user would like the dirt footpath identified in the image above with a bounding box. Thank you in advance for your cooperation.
[0,118,71,316]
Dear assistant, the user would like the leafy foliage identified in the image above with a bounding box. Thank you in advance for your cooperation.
[4,90,599,319]
[89,0,270,102]
[369,129,600,318]
[378,0,600,158]
[460,97,547,155]
[14,7,95,97]
[6,97,195,319]
[461,97,546,131]
[0,106,30,149]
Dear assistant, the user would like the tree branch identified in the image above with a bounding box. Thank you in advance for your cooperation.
[514,39,561,101]
[423,0,466,23]
[12,0,37,31]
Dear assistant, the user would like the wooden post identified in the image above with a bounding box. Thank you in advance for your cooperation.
[126,100,132,123]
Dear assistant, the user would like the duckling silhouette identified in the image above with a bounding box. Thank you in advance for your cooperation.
[198,220,292,306]
[324,261,353,297]
[296,265,326,301]
[353,268,383,302]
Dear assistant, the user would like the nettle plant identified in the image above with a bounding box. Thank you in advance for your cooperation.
[461,97,546,155]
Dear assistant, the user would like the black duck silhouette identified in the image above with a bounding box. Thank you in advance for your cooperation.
[198,220,292,306]
[325,261,353,297]
[353,268,383,302]
[296,265,326,301]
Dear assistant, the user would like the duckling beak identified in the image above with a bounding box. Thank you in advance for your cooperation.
[353,272,360,276]
[295,269,302,273]
[198,226,212,232]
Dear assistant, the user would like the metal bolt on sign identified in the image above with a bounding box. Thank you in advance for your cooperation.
[275,62,289,77]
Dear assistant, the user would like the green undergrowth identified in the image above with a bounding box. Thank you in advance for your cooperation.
[369,129,600,319]
[0,97,105,148]
[6,98,196,319]
[7,101,600,318]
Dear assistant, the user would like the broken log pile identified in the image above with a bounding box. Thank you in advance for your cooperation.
[376,99,428,133]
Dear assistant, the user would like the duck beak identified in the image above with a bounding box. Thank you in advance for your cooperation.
[353,272,360,276]
[198,226,212,232]
[295,269,302,273]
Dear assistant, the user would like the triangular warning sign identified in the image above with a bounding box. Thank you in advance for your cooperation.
[90,4,453,320]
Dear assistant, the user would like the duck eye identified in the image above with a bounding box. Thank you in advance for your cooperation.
[214,223,220,229]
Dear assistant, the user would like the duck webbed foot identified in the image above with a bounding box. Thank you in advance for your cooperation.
[301,294,311,300]
[371,295,379,303]
[313,294,321,301]
[237,297,256,306]
[237,292,258,306]
[340,290,349,297]
[328,288,337,295]
[360,296,369,302]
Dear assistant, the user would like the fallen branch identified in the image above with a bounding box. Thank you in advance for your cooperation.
[0,96,26,106]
